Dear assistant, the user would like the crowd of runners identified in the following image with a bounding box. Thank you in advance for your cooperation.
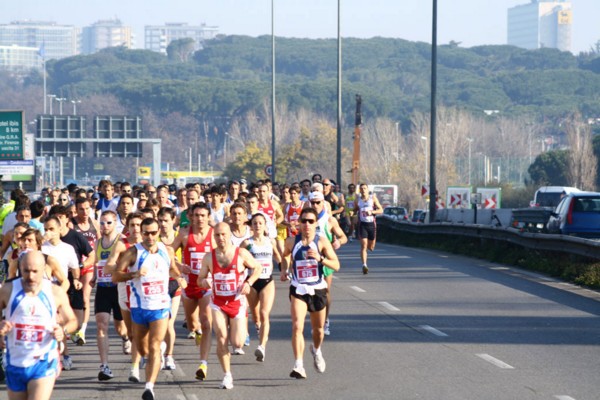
[0,174,382,399]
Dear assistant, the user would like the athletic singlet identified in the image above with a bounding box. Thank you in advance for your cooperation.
[258,200,276,223]
[247,237,274,279]
[290,235,326,289]
[230,225,251,248]
[345,194,357,216]
[72,217,98,248]
[316,210,333,243]
[129,242,171,310]
[5,279,59,368]
[324,192,338,216]
[183,227,213,277]
[210,204,226,225]
[179,210,190,228]
[211,248,244,306]
[117,239,134,308]
[285,201,304,236]
[96,235,120,287]
[358,195,375,223]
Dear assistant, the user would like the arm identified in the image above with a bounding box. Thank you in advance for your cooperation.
[0,230,13,259]
[0,283,14,336]
[371,194,383,215]
[271,238,283,264]
[274,203,284,225]
[239,248,262,295]
[52,285,78,337]
[112,247,139,283]
[166,246,187,289]
[103,240,125,275]
[8,257,18,279]
[318,236,340,272]
[170,230,191,274]
[46,255,69,292]
[197,252,212,288]
[280,237,293,281]
[329,217,348,248]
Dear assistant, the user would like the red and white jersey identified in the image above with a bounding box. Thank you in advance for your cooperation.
[5,279,59,368]
[211,248,244,306]
[285,201,304,236]
[184,227,213,277]
[129,242,171,310]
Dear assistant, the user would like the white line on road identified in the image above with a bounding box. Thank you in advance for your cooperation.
[378,301,400,311]
[188,395,199,400]
[554,396,577,400]
[350,286,366,293]
[419,325,449,337]
[177,396,185,400]
[476,353,515,369]
[172,367,186,377]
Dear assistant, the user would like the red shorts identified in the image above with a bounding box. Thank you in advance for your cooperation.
[210,298,247,320]
[184,281,209,300]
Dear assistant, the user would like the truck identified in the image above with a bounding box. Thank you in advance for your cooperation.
[511,186,581,232]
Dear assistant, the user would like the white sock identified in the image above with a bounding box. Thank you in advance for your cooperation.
[145,382,154,391]
[200,359,207,366]
[224,371,232,378]
[294,359,303,369]
[80,323,87,335]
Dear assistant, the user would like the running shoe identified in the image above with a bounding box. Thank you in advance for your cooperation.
[163,356,176,370]
[187,331,195,339]
[128,367,140,383]
[122,338,132,355]
[142,388,155,400]
[72,330,86,346]
[220,374,234,389]
[194,330,203,346]
[310,344,326,373]
[255,346,265,362]
[140,357,146,369]
[324,318,331,336]
[233,347,245,355]
[289,366,306,379]
[62,355,73,371]
[244,333,250,347]
[362,264,369,275]
[98,364,114,381]
[160,342,166,370]
[182,321,187,329]
[195,363,207,381]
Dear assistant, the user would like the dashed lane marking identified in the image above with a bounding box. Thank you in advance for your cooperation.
[554,396,577,400]
[378,301,400,312]
[476,353,514,369]
[350,286,366,293]
[419,325,449,337]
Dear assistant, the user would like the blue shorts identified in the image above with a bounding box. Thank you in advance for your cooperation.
[130,307,170,327]
[6,357,59,392]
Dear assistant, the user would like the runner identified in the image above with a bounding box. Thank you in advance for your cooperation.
[91,210,129,381]
[197,222,262,389]
[280,207,340,379]
[354,183,383,274]
[170,202,214,381]
[0,251,78,400]
[113,217,185,400]
[343,183,358,240]
[229,202,251,247]
[240,213,282,362]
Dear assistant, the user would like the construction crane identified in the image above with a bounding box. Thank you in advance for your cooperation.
[350,94,362,186]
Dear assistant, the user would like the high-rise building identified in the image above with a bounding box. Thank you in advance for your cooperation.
[0,21,79,61]
[145,23,218,54]
[0,45,41,71]
[82,19,133,55]
[507,1,572,52]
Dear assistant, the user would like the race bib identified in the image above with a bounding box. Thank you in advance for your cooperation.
[15,323,44,347]
[213,272,238,296]
[190,252,205,274]
[142,280,166,297]
[295,259,319,284]
[259,260,272,279]
[97,260,112,283]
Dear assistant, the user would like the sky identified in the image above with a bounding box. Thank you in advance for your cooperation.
[4,0,600,54]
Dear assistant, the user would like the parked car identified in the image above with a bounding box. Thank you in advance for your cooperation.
[411,209,424,222]
[380,206,408,221]
[546,191,600,238]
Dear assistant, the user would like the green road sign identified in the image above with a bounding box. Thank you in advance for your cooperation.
[0,110,24,160]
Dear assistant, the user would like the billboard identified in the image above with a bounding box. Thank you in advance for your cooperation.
[0,133,35,181]
[368,184,397,208]
[0,110,24,160]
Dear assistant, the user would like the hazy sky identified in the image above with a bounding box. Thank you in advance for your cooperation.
[4,0,599,53]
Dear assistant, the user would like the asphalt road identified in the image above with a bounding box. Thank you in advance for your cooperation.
[2,240,599,400]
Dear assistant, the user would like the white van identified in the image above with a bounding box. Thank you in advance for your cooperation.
[531,186,581,208]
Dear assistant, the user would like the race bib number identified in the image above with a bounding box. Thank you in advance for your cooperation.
[142,280,166,297]
[15,323,44,346]
[295,259,319,284]
[190,252,205,274]
[213,272,237,296]
[259,260,272,279]
[97,260,112,283]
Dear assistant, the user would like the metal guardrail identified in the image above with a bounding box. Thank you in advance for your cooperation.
[379,218,600,259]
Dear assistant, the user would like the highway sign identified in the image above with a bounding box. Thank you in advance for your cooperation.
[0,110,24,160]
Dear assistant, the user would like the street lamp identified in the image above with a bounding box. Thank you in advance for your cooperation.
[71,100,81,115]
[55,97,66,115]
[224,132,229,170]
[188,147,192,173]
[47,94,56,114]
[467,137,473,186]
[395,122,400,161]
[420,136,428,182]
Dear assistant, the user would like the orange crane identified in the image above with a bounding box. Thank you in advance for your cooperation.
[351,94,362,185]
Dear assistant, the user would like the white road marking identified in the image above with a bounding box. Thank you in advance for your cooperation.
[189,395,200,400]
[554,396,577,400]
[419,325,449,337]
[438,255,449,258]
[177,396,186,400]
[476,353,514,369]
[378,301,400,311]
[172,367,186,377]
[350,286,366,293]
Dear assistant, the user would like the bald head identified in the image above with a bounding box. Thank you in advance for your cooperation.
[214,222,232,250]
[19,250,46,290]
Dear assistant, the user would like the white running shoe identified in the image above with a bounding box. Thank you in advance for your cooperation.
[98,364,113,381]
[290,366,306,379]
[310,344,326,373]
[128,367,140,383]
[62,355,73,371]
[122,338,132,355]
[220,374,234,389]
[255,346,265,362]
[164,355,176,370]
[324,318,331,336]
[232,347,245,355]
[160,342,167,370]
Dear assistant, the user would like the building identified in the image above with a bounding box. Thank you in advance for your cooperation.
[81,19,133,55]
[145,23,218,54]
[507,1,572,52]
[0,45,41,71]
[0,21,79,61]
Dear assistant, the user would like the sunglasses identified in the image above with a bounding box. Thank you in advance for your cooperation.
[100,221,114,225]
[148,191,156,194]
[311,201,322,205]
[323,183,331,186]
[60,198,69,202]
[142,230,159,236]
[300,218,316,224]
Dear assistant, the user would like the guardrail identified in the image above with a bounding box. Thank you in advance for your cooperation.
[378,217,600,259]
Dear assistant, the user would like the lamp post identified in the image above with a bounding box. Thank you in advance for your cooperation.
[395,122,400,161]
[467,137,473,186]
[420,136,428,182]
[47,94,56,114]
[71,100,81,115]
[56,97,66,115]
[224,132,228,170]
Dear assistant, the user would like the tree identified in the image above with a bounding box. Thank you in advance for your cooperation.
[564,114,597,190]
[166,38,196,63]
[528,150,570,186]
